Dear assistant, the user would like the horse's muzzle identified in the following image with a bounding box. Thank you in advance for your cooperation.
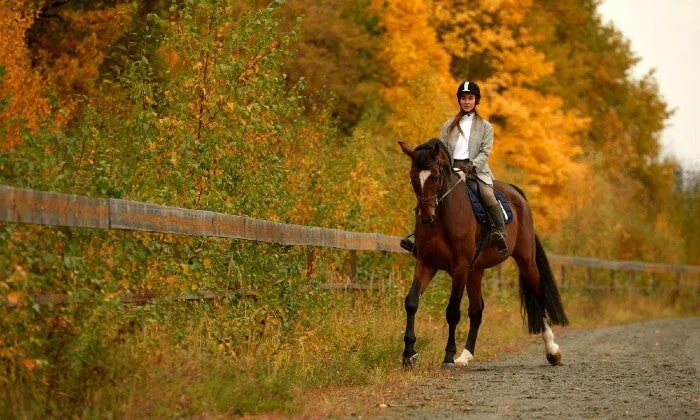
[422,214,436,224]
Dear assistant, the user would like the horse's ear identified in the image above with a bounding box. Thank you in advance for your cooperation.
[398,141,415,159]
[431,142,441,159]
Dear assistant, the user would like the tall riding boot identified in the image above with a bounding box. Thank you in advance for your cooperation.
[486,204,508,256]
[400,235,417,258]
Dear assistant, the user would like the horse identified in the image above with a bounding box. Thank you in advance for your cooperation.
[398,139,569,369]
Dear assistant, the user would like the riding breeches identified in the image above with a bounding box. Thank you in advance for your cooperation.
[478,181,499,207]
[453,159,499,207]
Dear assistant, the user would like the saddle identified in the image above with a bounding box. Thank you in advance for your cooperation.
[454,168,513,226]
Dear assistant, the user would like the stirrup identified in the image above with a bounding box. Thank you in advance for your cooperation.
[400,238,417,258]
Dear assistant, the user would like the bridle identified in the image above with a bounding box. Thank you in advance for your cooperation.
[412,162,464,213]
[413,163,443,210]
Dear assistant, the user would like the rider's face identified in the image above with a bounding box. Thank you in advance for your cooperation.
[459,93,477,113]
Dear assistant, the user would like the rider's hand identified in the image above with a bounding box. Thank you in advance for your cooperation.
[465,161,475,175]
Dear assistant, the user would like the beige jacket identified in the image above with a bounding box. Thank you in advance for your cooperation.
[439,114,495,185]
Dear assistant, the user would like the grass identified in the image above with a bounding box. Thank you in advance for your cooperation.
[2,255,697,418]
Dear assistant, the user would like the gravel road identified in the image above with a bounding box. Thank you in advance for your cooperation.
[378,317,699,419]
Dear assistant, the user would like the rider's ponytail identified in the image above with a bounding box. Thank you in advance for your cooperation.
[448,108,481,135]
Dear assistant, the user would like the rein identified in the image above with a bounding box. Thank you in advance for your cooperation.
[439,173,464,203]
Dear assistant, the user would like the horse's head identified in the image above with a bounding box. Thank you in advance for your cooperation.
[399,139,451,224]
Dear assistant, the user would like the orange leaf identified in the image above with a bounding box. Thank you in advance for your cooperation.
[7,292,21,306]
[22,358,36,371]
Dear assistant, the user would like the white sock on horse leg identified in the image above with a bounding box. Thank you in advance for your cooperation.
[542,318,560,355]
[454,348,474,367]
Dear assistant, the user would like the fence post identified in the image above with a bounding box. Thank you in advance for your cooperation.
[350,250,357,284]
[307,247,316,276]
[560,265,566,287]
[587,267,592,289]
[609,269,615,291]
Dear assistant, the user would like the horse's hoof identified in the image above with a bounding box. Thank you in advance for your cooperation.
[546,348,562,365]
[441,362,456,370]
[403,353,419,369]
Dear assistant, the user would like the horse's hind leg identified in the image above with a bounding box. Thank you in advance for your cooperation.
[542,317,562,365]
[455,269,484,368]
[512,251,562,365]
[403,261,437,368]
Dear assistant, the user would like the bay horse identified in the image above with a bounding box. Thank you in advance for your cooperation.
[399,139,569,369]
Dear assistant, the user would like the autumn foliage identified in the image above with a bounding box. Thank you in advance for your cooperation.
[0,0,696,416]
[0,1,51,149]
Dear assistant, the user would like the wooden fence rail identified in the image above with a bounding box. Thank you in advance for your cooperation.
[0,185,402,252]
[2,184,699,298]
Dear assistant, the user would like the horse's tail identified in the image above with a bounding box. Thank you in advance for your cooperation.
[535,235,569,327]
[519,235,569,333]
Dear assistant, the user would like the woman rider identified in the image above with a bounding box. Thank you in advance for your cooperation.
[401,80,507,256]
[442,80,507,255]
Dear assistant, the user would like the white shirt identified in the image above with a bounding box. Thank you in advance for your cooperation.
[452,113,473,160]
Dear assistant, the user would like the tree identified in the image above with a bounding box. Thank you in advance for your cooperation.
[279,0,384,134]
[433,0,588,229]
[0,0,51,149]
[528,0,675,207]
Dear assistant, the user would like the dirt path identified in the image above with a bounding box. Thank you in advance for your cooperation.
[375,317,699,419]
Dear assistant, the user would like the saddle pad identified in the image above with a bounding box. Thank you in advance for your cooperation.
[466,185,513,225]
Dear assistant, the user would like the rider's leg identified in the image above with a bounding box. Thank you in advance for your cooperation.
[479,182,507,255]
[478,181,499,206]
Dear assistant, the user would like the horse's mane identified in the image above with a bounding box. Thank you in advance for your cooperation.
[414,138,449,170]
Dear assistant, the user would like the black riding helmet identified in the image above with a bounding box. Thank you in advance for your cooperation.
[456,80,481,104]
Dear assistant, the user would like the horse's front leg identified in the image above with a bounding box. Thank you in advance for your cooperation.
[455,269,485,368]
[403,261,437,368]
[442,269,468,369]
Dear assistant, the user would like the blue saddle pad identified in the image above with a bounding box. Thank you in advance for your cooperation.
[466,185,513,225]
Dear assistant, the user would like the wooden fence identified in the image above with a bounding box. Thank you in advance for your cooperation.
[2,184,699,305]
